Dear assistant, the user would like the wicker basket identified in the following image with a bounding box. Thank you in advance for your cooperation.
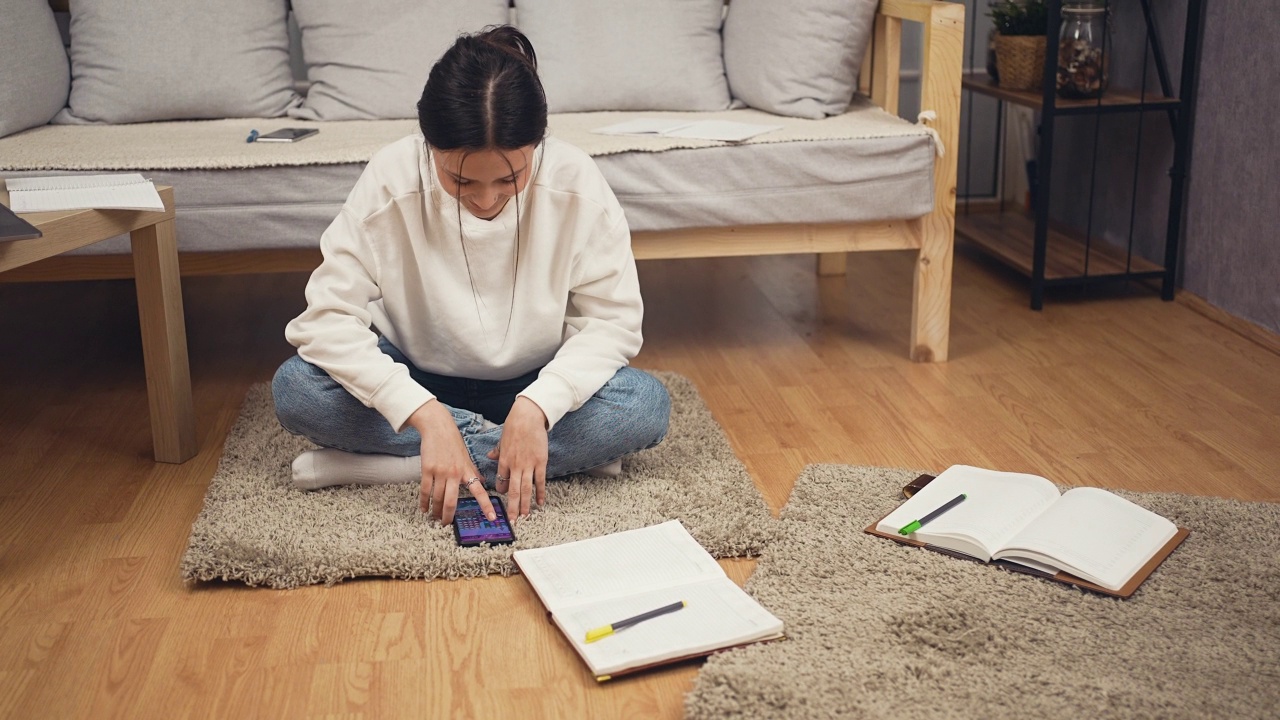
[994,34,1047,92]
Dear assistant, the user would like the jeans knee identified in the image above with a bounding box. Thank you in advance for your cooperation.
[272,355,318,433]
[618,368,671,447]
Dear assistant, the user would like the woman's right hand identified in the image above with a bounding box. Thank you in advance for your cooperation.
[408,399,496,525]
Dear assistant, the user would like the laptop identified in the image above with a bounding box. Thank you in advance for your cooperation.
[1,202,42,241]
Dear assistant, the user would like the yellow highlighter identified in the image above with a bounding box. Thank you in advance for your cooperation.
[585,600,687,643]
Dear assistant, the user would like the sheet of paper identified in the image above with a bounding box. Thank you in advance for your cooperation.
[591,118,694,136]
[557,578,785,677]
[590,119,781,142]
[513,520,725,609]
[659,120,782,142]
[7,173,165,213]
[996,487,1178,590]
[876,465,1061,559]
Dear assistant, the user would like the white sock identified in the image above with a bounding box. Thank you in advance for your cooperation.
[291,448,420,491]
[583,458,623,478]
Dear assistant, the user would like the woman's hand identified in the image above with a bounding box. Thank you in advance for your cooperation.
[408,399,495,525]
[489,396,548,519]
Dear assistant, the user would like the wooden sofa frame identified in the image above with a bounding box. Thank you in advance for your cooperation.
[10,0,963,362]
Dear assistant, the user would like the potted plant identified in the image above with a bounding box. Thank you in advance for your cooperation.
[989,0,1049,91]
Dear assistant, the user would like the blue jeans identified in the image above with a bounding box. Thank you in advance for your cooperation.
[271,338,671,484]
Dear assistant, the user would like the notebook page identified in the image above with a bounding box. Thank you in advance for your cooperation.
[994,487,1178,591]
[7,174,148,191]
[8,174,164,213]
[555,577,784,677]
[876,465,1061,560]
[513,521,725,610]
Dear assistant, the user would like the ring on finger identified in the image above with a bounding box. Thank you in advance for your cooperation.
[461,477,481,489]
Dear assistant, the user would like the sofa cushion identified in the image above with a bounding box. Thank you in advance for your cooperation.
[0,0,70,138]
[515,0,731,113]
[723,0,878,119]
[3,127,934,255]
[54,0,299,124]
[0,101,936,253]
[288,0,511,121]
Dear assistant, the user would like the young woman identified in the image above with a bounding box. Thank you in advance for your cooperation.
[271,26,670,525]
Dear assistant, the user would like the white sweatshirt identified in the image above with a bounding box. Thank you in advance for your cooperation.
[285,135,643,432]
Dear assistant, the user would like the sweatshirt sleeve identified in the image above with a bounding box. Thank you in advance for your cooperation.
[284,204,435,433]
[517,212,643,429]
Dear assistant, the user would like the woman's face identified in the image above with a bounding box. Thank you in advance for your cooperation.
[433,145,536,220]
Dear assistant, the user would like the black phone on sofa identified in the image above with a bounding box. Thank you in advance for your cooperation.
[254,127,319,143]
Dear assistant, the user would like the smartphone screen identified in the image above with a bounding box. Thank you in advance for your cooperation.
[453,495,516,546]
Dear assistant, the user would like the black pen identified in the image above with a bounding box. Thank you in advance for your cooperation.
[585,600,686,642]
[898,493,967,535]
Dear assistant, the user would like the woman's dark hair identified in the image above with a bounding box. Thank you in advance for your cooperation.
[418,26,547,345]
[418,25,548,151]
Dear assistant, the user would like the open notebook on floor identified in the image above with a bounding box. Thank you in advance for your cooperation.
[513,520,784,681]
[866,465,1189,597]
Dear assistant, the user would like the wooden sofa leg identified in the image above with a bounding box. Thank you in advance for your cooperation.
[909,0,963,363]
[816,252,848,276]
[910,218,953,362]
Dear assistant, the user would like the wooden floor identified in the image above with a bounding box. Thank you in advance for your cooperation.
[1,248,1277,719]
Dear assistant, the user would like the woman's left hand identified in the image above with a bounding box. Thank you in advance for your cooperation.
[489,396,549,519]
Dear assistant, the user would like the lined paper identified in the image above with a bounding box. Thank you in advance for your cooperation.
[8,174,165,213]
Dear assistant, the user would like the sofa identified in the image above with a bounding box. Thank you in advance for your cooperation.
[0,0,963,362]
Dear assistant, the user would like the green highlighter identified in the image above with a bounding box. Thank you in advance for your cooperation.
[898,493,967,535]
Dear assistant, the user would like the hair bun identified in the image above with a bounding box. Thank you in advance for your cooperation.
[478,25,538,72]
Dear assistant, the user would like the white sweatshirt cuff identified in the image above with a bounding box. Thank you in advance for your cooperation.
[518,372,578,430]
[370,372,436,433]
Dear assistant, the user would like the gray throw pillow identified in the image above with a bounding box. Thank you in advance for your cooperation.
[516,0,731,113]
[289,0,511,121]
[0,0,70,138]
[723,0,879,119]
[55,0,299,124]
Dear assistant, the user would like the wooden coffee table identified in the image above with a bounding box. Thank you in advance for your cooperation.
[0,184,197,463]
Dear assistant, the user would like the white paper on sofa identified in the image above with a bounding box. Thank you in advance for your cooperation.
[592,118,781,143]
[7,173,164,213]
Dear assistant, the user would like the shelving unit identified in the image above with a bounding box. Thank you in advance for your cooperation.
[957,0,1207,309]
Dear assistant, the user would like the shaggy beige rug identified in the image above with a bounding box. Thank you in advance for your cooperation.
[181,372,777,589]
[685,464,1280,720]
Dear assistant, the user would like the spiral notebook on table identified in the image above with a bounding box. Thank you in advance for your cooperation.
[7,174,165,213]
[512,520,784,681]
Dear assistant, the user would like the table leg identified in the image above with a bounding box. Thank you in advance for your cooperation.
[130,218,197,463]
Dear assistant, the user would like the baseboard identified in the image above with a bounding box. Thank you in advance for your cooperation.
[1178,291,1280,357]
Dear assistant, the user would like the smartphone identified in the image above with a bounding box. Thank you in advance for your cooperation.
[453,495,516,547]
[254,127,319,143]
[902,473,937,499]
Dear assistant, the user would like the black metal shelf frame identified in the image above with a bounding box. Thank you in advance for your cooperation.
[959,0,1208,310]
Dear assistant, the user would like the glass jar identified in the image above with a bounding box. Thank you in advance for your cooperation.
[1056,3,1111,99]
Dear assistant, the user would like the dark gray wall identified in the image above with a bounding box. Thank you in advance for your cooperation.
[1182,1,1280,333]
[1050,0,1278,333]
